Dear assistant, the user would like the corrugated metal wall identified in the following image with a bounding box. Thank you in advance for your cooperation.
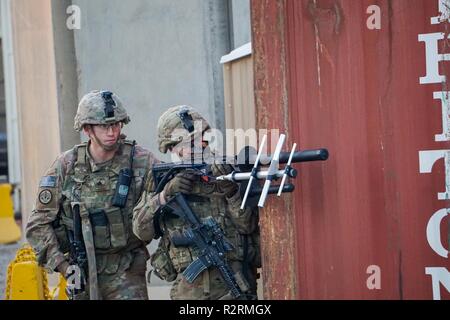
[252,0,449,299]
[223,53,257,153]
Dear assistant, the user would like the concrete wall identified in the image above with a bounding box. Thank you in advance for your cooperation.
[72,0,231,159]
[51,0,80,151]
[230,0,251,49]
[0,41,5,133]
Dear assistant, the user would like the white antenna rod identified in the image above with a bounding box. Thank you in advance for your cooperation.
[258,134,285,207]
[277,143,297,196]
[240,135,267,210]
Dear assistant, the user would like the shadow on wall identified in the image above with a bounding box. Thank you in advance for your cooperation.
[0,133,7,179]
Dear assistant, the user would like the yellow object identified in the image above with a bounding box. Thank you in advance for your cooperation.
[0,183,21,244]
[5,244,50,300]
[49,274,69,300]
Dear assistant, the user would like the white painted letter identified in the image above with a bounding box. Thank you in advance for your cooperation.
[418,33,450,84]
[433,91,450,142]
[425,267,450,300]
[419,150,450,200]
[431,0,450,24]
[426,208,449,258]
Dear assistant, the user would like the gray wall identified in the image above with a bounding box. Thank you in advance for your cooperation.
[72,0,232,159]
[51,0,80,151]
[0,40,5,134]
[230,0,251,49]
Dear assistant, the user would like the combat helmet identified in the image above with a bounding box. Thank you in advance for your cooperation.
[74,90,130,131]
[157,105,210,153]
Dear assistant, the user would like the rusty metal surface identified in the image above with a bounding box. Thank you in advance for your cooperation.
[252,0,297,300]
[252,0,449,299]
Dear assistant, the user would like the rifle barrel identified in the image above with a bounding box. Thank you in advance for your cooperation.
[261,148,329,164]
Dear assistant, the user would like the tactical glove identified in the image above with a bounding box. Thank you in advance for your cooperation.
[211,163,234,176]
[163,170,197,198]
[211,163,238,197]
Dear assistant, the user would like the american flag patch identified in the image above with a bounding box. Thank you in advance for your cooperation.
[40,176,57,187]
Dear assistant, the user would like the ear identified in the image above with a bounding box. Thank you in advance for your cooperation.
[82,125,92,138]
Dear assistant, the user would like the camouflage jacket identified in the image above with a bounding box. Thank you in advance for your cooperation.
[25,139,159,274]
[132,168,260,281]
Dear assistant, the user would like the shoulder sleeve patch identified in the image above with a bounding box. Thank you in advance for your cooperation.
[40,176,57,188]
[35,187,58,210]
[38,189,53,204]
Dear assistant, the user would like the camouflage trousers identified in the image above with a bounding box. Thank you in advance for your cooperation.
[169,261,257,300]
[75,249,149,300]
[98,255,148,300]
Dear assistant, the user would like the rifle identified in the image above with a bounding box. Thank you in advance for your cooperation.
[152,135,329,208]
[153,162,210,194]
[66,202,88,298]
[157,193,249,299]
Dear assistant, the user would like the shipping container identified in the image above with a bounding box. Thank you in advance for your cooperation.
[251,0,450,299]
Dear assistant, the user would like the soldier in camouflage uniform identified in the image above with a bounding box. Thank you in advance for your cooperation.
[132,105,260,300]
[25,90,159,300]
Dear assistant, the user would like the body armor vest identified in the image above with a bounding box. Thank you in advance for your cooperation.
[58,140,148,274]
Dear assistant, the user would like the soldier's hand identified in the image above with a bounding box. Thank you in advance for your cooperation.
[163,170,197,198]
[211,162,234,176]
[57,260,71,277]
[217,181,239,198]
[211,162,238,197]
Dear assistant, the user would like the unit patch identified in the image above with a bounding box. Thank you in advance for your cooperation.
[38,189,53,204]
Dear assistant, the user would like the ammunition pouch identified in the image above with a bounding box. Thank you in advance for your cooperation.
[89,207,128,250]
[150,243,177,282]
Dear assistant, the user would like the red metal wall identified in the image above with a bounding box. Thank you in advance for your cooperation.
[252,0,449,299]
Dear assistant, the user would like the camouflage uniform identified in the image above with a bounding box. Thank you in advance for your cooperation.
[25,90,159,300]
[132,105,260,300]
